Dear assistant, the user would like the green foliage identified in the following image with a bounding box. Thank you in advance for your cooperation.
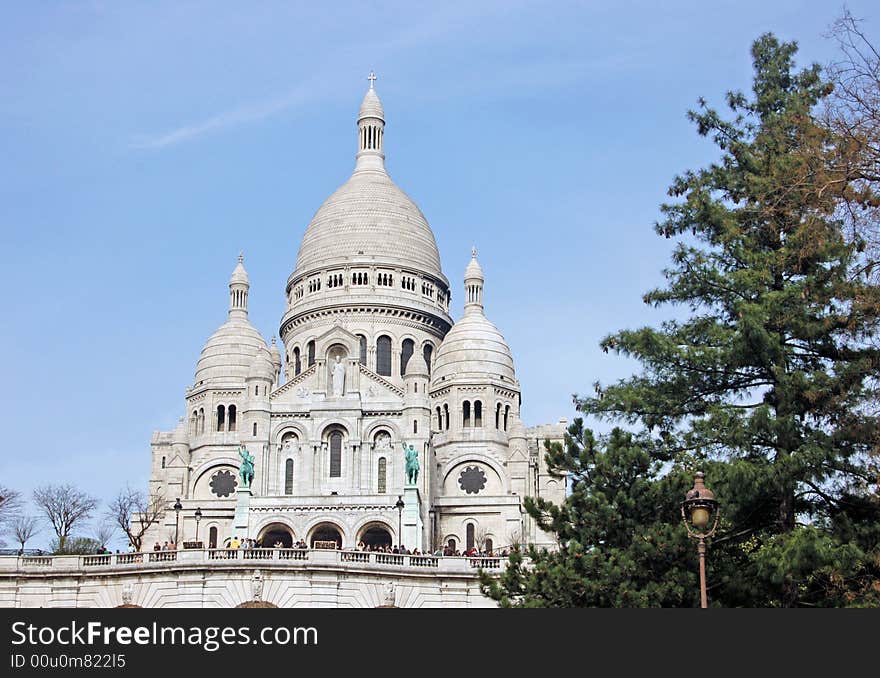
[484,34,880,607]
[481,421,700,607]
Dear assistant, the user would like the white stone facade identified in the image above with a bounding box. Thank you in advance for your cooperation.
[144,79,567,561]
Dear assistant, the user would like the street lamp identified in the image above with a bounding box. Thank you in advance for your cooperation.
[173,498,183,546]
[395,495,405,550]
[681,471,720,608]
[194,507,203,544]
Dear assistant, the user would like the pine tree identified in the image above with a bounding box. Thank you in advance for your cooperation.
[576,34,880,607]
[480,422,699,607]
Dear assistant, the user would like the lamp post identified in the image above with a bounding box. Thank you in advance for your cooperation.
[395,495,405,550]
[681,471,720,608]
[173,498,183,546]
[194,507,202,544]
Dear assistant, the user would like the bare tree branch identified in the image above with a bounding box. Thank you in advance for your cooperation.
[32,484,98,553]
[107,487,165,552]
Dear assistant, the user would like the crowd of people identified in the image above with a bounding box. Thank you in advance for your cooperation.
[148,538,509,557]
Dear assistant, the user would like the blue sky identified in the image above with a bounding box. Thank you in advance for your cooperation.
[2,1,876,549]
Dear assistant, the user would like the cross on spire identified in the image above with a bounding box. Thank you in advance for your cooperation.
[367,71,377,89]
[472,246,477,258]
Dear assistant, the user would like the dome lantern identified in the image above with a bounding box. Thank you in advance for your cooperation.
[229,253,250,320]
[464,246,485,315]
[356,72,386,173]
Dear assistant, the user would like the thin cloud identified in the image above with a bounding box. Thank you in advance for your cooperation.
[129,83,320,150]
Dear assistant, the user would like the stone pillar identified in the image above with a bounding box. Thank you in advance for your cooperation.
[403,486,423,551]
[233,486,252,539]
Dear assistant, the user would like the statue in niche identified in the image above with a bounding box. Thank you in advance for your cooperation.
[375,432,391,451]
[331,355,345,396]
[383,581,396,607]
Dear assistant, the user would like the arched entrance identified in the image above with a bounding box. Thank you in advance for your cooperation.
[358,523,392,550]
[309,523,343,549]
[258,523,294,548]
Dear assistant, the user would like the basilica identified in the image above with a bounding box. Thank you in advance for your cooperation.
[144,78,566,555]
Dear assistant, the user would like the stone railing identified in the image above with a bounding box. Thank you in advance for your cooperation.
[0,550,506,573]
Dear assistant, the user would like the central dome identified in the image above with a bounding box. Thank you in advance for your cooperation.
[294,170,443,277]
[292,81,444,281]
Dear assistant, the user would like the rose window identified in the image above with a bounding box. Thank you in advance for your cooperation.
[458,466,487,494]
[209,469,237,498]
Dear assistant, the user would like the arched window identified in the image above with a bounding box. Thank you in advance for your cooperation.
[376,335,392,376]
[307,341,315,367]
[161,456,166,469]
[358,334,367,366]
[253,422,257,436]
[400,338,414,375]
[495,403,502,429]
[293,347,301,376]
[466,524,475,550]
[329,431,342,478]
[444,404,450,431]
[474,401,482,427]
[485,538,493,554]
[463,401,471,428]
[504,405,510,431]
[378,458,387,494]
[423,343,433,375]
[285,458,294,495]
[436,407,442,431]
[447,538,457,551]
[198,408,204,434]
[413,419,418,434]
[208,526,218,549]
[228,405,237,432]
[216,405,226,432]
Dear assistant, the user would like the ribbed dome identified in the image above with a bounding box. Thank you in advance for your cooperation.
[405,349,429,377]
[194,319,268,386]
[432,250,516,386]
[358,86,384,121]
[230,254,249,284]
[431,313,515,384]
[247,348,275,381]
[269,337,282,367]
[294,169,443,278]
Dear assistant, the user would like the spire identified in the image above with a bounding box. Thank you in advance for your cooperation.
[229,253,250,319]
[356,72,386,173]
[463,247,484,315]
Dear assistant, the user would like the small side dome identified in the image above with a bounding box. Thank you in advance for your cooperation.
[172,416,189,444]
[405,350,429,377]
[194,321,268,385]
[431,314,515,385]
[508,415,527,440]
[247,349,275,381]
[269,337,283,368]
[432,249,516,386]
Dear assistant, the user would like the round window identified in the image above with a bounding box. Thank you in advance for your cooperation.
[458,466,487,494]
[209,469,238,498]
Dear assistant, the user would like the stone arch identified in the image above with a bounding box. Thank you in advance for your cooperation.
[354,517,396,549]
[271,421,309,445]
[306,519,345,548]
[439,454,509,494]
[257,521,295,548]
[317,419,353,439]
[363,419,401,442]
[191,457,242,499]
